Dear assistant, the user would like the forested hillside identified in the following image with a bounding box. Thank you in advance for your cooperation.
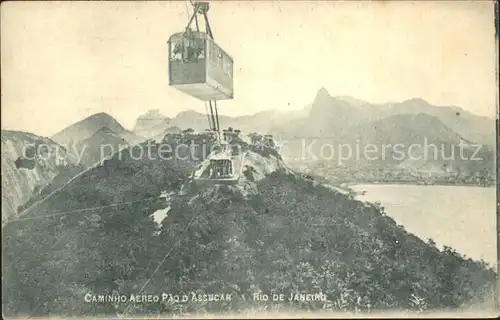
[2,133,495,318]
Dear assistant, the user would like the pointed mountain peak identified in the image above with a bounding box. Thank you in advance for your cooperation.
[86,112,124,128]
[313,87,333,105]
[84,112,117,124]
[316,87,331,97]
[138,109,169,120]
[403,97,431,105]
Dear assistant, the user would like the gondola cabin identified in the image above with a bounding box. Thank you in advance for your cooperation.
[209,157,233,178]
[192,150,240,186]
[168,30,234,101]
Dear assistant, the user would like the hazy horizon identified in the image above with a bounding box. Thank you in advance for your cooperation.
[1,1,498,137]
[1,92,497,138]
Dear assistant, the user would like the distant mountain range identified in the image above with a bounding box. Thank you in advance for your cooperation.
[271,88,495,146]
[39,87,495,175]
[46,88,495,152]
[128,88,495,146]
[125,88,495,174]
[131,107,309,139]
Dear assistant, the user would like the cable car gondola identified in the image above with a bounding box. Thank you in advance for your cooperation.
[191,143,244,186]
[168,1,241,185]
[168,5,233,101]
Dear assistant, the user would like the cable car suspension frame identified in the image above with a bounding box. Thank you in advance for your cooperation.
[184,1,222,145]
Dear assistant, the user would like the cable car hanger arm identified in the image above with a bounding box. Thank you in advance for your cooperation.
[202,11,214,40]
[184,1,214,40]
[185,2,200,31]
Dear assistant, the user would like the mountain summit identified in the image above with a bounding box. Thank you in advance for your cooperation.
[133,109,172,138]
[51,112,127,147]
[270,87,495,146]
[50,113,141,167]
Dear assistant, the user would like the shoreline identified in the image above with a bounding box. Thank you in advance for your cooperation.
[346,181,496,188]
[346,181,497,269]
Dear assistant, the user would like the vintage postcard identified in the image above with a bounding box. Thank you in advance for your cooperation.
[1,1,498,319]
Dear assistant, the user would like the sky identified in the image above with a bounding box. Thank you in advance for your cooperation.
[1,0,498,137]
